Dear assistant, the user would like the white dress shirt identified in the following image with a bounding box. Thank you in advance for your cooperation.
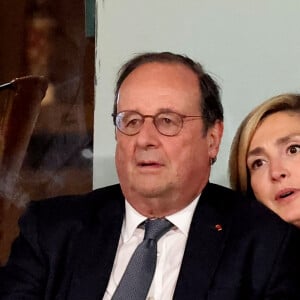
[103,195,200,300]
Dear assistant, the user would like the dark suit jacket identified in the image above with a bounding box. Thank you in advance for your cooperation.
[1,182,300,299]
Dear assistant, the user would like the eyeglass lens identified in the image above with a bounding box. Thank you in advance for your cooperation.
[116,111,183,136]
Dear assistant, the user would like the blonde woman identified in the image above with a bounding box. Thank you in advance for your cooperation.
[229,93,300,227]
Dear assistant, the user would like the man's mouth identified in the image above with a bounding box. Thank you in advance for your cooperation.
[138,161,161,167]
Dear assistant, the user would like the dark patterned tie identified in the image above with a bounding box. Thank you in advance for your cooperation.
[111,218,173,300]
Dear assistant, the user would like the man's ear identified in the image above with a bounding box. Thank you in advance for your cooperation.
[114,127,117,140]
[207,120,224,160]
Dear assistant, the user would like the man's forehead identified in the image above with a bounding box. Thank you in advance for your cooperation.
[118,62,199,94]
[121,61,197,84]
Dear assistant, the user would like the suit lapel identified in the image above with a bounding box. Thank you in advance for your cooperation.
[60,183,235,299]
[173,183,234,299]
[67,186,125,299]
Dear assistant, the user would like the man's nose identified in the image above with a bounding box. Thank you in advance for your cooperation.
[135,118,160,147]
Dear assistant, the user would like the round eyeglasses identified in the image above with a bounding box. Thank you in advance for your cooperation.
[112,110,203,136]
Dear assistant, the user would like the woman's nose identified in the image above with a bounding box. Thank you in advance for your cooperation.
[270,162,289,181]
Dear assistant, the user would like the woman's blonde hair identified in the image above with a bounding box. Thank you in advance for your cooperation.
[229,93,300,195]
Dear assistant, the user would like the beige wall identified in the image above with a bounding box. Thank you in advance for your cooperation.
[94,0,300,188]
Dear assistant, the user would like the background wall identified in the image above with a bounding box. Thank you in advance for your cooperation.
[94,0,300,188]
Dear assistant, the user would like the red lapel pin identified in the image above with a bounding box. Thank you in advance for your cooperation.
[215,224,223,231]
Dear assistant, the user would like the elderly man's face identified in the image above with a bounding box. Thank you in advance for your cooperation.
[115,62,223,216]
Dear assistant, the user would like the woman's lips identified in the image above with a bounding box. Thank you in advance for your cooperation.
[275,188,296,201]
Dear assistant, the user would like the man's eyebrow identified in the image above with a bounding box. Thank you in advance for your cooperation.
[156,108,182,114]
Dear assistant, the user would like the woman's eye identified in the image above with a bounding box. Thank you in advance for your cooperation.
[287,144,300,155]
[250,159,264,170]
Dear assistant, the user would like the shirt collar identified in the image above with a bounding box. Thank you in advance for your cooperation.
[123,201,146,242]
[123,195,201,242]
[167,195,200,237]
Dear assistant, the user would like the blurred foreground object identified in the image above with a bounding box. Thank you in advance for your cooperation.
[0,75,48,264]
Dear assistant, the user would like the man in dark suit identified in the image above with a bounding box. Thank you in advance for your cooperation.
[1,52,300,299]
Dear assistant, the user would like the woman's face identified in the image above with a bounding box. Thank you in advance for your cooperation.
[247,111,300,227]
